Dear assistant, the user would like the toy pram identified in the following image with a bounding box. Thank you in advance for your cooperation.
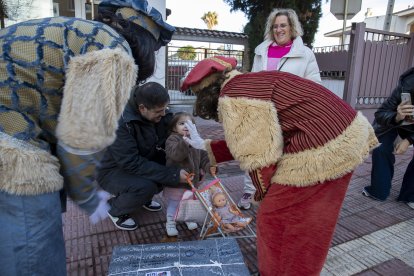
[175,173,256,240]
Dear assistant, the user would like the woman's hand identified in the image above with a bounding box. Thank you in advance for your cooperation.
[395,100,414,122]
[394,138,410,155]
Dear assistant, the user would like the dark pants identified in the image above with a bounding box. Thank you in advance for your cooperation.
[366,129,414,202]
[98,170,161,217]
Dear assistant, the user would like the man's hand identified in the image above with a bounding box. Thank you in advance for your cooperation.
[395,100,414,122]
[183,120,206,150]
[394,138,410,155]
[179,169,190,183]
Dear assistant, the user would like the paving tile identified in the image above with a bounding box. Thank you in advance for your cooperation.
[339,215,380,237]
[63,118,414,275]
[324,253,359,271]
[332,224,361,245]
[328,261,367,276]
[320,267,336,276]
[353,269,381,275]
[400,250,414,267]
[357,208,402,228]
[371,258,414,275]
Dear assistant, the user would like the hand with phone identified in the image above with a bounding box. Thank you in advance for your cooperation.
[394,138,411,154]
[396,93,414,123]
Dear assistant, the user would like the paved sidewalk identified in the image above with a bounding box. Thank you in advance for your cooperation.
[64,114,414,275]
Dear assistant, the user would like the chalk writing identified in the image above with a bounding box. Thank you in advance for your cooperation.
[108,238,249,275]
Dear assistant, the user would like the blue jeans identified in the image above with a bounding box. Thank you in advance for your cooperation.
[366,129,414,202]
[0,191,66,275]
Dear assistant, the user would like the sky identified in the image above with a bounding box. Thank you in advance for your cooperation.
[166,0,414,48]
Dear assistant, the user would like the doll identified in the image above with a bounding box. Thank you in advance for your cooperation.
[211,191,252,232]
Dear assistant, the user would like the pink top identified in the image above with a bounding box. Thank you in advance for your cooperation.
[266,41,293,70]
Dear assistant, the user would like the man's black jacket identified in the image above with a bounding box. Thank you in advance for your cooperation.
[97,103,181,186]
[372,67,414,144]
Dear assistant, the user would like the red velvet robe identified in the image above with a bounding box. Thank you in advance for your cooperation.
[204,71,378,275]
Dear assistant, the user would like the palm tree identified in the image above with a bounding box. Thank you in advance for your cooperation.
[0,0,7,28]
[201,11,218,30]
[201,11,218,50]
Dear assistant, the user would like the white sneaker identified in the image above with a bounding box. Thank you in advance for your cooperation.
[185,222,198,230]
[407,202,414,209]
[237,193,252,210]
[166,221,178,236]
[107,212,137,231]
[142,200,162,212]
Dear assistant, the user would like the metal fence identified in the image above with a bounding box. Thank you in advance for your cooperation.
[313,23,414,122]
[167,46,244,104]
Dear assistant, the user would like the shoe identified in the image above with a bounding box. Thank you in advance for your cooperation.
[142,200,162,212]
[185,222,198,230]
[362,188,384,201]
[166,221,178,236]
[407,202,414,209]
[107,212,137,231]
[237,193,252,210]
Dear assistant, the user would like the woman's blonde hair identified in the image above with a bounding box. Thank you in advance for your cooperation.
[264,8,303,42]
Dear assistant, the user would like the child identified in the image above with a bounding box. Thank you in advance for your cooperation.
[164,112,215,236]
[211,191,252,232]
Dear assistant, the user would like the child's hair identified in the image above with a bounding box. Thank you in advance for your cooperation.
[168,111,195,133]
[211,191,226,206]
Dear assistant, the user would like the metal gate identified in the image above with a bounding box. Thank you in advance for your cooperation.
[167,46,244,104]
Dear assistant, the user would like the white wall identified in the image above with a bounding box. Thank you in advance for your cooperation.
[321,79,344,99]
[147,0,167,87]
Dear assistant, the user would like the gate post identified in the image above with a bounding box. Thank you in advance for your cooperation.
[343,22,366,108]
[406,32,414,68]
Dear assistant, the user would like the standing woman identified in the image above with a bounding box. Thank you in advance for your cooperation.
[0,0,174,275]
[238,8,322,210]
[252,8,321,82]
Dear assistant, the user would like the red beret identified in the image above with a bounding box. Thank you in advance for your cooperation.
[180,56,237,92]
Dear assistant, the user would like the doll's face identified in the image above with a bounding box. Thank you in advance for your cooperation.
[173,115,191,136]
[213,193,227,207]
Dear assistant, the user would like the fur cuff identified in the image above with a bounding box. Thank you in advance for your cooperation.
[56,48,137,150]
[218,97,284,171]
[272,112,379,186]
[0,133,63,195]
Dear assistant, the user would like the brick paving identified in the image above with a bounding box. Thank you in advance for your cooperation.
[64,111,414,275]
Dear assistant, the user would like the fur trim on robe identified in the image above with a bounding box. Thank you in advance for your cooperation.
[218,96,284,171]
[56,48,137,151]
[0,133,63,195]
[218,95,378,188]
[272,112,378,186]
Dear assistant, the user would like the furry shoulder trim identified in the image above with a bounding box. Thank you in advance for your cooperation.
[218,97,284,170]
[0,133,63,195]
[56,48,137,150]
[272,112,379,186]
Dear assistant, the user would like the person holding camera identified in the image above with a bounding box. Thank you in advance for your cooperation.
[363,67,414,209]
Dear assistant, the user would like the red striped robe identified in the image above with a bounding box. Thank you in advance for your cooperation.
[205,70,378,201]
